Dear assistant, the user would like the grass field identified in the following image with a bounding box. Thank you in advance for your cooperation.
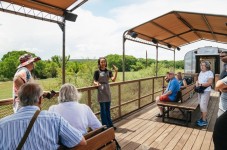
[0,68,183,100]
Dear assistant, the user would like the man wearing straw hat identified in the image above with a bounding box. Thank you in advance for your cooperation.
[13,53,41,113]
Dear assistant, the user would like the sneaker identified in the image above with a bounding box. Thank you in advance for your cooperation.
[196,118,203,124]
[197,120,208,127]
[155,113,163,117]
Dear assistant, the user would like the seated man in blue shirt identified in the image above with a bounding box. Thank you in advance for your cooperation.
[0,83,86,150]
[156,72,180,117]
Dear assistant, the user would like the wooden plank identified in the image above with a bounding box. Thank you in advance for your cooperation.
[120,120,152,148]
[191,130,206,150]
[150,125,177,148]
[84,126,106,139]
[137,122,165,144]
[200,131,213,150]
[207,96,219,131]
[122,142,140,150]
[116,118,143,138]
[209,137,214,150]
[156,126,182,149]
[149,124,176,148]
[164,126,187,150]
[182,129,199,150]
[173,128,193,150]
[130,121,159,143]
[74,128,115,150]
[118,119,148,143]
[143,124,170,146]
[100,141,116,150]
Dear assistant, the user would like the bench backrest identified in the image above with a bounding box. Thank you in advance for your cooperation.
[74,126,116,150]
[181,83,195,103]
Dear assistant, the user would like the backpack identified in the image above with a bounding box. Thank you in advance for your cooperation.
[184,77,193,85]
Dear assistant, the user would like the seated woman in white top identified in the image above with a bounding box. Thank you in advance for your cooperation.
[49,83,102,135]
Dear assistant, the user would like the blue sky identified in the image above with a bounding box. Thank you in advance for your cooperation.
[82,0,138,17]
[0,0,227,60]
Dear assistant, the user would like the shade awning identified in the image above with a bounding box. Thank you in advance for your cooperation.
[126,11,227,49]
[0,0,87,24]
[2,0,79,16]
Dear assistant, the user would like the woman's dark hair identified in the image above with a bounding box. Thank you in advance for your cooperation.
[98,57,107,69]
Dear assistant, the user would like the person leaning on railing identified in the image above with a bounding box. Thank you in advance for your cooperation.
[49,83,102,135]
[13,53,41,113]
[0,83,86,149]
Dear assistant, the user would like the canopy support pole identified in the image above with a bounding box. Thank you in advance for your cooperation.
[174,49,176,73]
[155,44,158,76]
[122,31,127,81]
[58,18,66,84]
[62,19,66,84]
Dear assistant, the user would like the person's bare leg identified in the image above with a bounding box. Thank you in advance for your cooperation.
[202,112,207,121]
[156,96,163,114]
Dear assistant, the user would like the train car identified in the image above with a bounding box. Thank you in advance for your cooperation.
[184,46,227,75]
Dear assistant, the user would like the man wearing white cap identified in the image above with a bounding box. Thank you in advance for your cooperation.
[13,53,41,112]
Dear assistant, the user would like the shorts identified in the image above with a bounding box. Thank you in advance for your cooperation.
[159,95,171,101]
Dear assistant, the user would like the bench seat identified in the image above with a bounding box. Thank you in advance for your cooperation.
[74,126,117,150]
[157,83,199,126]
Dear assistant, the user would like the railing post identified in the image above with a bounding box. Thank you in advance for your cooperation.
[152,78,155,102]
[88,90,92,110]
[118,84,121,118]
[162,76,165,93]
[138,80,141,108]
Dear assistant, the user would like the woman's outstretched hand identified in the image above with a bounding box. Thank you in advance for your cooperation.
[112,65,118,72]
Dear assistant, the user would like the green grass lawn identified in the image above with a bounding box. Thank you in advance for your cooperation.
[0,68,183,100]
[0,78,60,99]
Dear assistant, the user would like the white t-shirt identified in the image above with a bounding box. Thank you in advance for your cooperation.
[198,70,214,91]
[49,101,102,135]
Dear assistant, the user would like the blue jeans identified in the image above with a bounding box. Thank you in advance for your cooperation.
[99,102,113,127]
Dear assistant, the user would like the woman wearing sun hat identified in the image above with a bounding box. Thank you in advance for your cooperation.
[13,53,41,112]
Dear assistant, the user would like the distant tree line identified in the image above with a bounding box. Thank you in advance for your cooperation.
[0,51,184,81]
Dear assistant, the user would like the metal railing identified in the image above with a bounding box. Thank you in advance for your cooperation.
[0,74,198,120]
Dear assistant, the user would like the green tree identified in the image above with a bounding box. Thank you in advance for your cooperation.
[0,51,34,79]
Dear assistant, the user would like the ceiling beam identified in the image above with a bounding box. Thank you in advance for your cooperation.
[202,15,217,41]
[174,12,202,39]
[151,21,190,43]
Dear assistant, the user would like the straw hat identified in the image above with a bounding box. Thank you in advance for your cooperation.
[17,54,41,69]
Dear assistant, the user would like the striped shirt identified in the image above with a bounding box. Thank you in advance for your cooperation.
[0,106,83,150]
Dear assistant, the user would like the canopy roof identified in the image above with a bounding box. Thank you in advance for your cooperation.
[125,11,227,49]
[0,0,87,24]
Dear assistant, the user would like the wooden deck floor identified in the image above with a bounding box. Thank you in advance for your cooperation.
[115,91,219,150]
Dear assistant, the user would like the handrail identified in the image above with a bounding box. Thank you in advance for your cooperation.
[0,74,199,120]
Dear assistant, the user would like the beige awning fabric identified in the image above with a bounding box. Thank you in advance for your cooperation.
[2,0,79,16]
[126,11,227,49]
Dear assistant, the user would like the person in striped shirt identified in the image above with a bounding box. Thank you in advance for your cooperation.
[0,83,86,149]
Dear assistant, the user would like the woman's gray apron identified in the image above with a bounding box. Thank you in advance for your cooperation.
[98,70,111,102]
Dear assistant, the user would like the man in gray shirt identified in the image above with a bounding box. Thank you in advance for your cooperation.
[216,51,227,116]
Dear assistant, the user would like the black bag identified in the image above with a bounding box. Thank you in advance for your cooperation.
[194,86,207,93]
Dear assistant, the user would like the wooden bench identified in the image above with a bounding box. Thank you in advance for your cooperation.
[74,126,118,150]
[157,83,199,126]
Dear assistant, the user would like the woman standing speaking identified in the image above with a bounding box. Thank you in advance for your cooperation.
[93,57,118,129]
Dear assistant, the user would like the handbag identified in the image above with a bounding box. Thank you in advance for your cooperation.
[17,110,40,150]
[194,86,207,93]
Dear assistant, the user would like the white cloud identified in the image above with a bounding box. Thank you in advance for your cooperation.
[0,0,227,61]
